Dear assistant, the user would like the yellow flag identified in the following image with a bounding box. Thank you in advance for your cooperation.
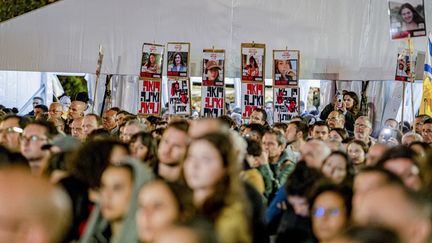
[419,76,432,116]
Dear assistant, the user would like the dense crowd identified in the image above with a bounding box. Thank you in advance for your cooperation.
[0,91,431,243]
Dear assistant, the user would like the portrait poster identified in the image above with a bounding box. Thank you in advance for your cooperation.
[200,86,225,117]
[241,82,264,118]
[241,43,265,82]
[140,43,164,79]
[138,80,161,115]
[307,87,321,111]
[202,49,225,86]
[167,42,190,78]
[273,50,300,86]
[167,78,191,115]
[388,0,426,40]
[273,87,300,122]
[394,49,419,81]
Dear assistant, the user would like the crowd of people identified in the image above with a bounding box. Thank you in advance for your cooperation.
[0,90,431,243]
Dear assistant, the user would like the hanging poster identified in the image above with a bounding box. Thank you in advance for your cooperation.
[167,78,191,115]
[388,0,426,40]
[241,82,264,118]
[167,43,190,78]
[241,43,265,82]
[140,43,164,79]
[138,80,161,115]
[273,87,300,122]
[273,50,299,86]
[395,50,414,81]
[201,86,224,117]
[200,49,225,117]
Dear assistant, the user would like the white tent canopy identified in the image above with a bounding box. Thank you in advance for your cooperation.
[0,0,430,80]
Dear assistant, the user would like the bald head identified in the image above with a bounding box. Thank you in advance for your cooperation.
[0,168,71,243]
[68,101,86,120]
[300,139,331,169]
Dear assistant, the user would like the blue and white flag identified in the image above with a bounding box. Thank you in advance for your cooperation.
[425,32,432,79]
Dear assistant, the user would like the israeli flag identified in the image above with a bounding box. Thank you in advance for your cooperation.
[425,32,432,79]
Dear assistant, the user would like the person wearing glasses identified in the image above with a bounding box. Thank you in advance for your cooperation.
[310,182,352,243]
[20,120,58,175]
[353,116,376,147]
[48,102,64,120]
[0,115,28,152]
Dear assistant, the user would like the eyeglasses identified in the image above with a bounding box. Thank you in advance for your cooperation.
[0,127,23,134]
[312,207,341,218]
[20,135,47,143]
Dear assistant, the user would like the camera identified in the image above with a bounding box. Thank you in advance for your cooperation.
[336,90,343,108]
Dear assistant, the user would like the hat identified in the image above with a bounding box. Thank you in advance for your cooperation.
[206,60,221,70]
[42,135,81,152]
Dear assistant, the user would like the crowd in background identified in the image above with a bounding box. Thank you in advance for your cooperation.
[0,90,431,243]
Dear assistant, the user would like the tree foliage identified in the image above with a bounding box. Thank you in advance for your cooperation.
[0,0,58,22]
[57,76,88,100]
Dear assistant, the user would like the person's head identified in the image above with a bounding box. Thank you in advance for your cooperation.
[32,96,44,108]
[413,114,430,134]
[312,121,330,141]
[376,146,422,191]
[399,3,424,25]
[20,120,58,174]
[183,132,241,215]
[384,118,398,129]
[261,129,286,161]
[285,161,323,217]
[70,117,84,140]
[100,164,134,223]
[421,118,432,143]
[173,53,184,66]
[344,91,359,112]
[285,121,308,144]
[310,182,353,242]
[242,123,266,142]
[366,143,389,166]
[67,101,86,120]
[409,141,430,158]
[402,131,423,146]
[82,114,102,139]
[354,184,431,243]
[275,59,292,74]
[377,127,402,146]
[102,108,118,131]
[0,167,71,243]
[47,102,63,120]
[250,108,267,126]
[206,60,221,81]
[352,166,404,213]
[188,118,226,139]
[129,132,157,166]
[59,95,71,112]
[354,116,373,142]
[157,120,189,167]
[321,151,354,184]
[272,122,288,135]
[136,180,194,243]
[300,139,331,169]
[115,110,130,128]
[0,115,28,152]
[121,120,147,143]
[148,53,156,66]
[327,111,345,129]
[69,140,129,190]
[330,128,348,143]
[334,225,401,243]
[249,56,258,68]
[347,140,368,166]
[34,104,48,118]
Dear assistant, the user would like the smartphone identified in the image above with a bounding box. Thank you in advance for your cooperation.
[336,90,343,109]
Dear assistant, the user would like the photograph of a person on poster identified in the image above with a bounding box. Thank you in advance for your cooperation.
[275,59,297,85]
[389,0,426,39]
[168,52,187,72]
[143,53,161,74]
[244,56,259,77]
[203,60,223,86]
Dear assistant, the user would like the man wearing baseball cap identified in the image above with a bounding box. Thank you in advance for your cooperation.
[204,60,222,86]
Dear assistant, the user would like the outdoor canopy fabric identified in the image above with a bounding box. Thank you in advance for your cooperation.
[0,0,430,80]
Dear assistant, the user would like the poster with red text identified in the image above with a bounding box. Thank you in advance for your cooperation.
[273,87,299,122]
[241,82,264,118]
[138,80,161,115]
[201,86,224,117]
[167,78,191,115]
